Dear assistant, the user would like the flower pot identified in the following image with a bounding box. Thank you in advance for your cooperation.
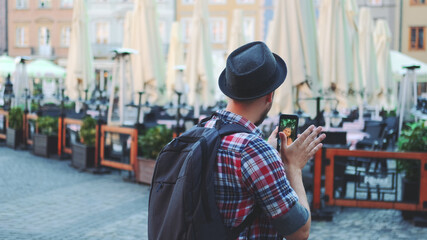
[136,157,156,185]
[71,143,95,170]
[401,177,420,220]
[402,177,420,203]
[33,133,58,158]
[6,128,22,149]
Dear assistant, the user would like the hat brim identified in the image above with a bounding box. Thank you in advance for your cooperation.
[218,53,287,101]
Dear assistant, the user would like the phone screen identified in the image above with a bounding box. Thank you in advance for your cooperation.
[277,114,299,150]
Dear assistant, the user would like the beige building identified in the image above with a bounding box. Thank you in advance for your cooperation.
[176,0,265,52]
[7,0,73,59]
[395,0,427,63]
[176,0,266,80]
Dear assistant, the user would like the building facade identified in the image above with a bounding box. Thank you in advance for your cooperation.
[7,0,73,59]
[176,0,265,50]
[357,0,397,49]
[85,0,174,88]
[395,0,427,63]
[176,0,266,79]
[0,0,7,55]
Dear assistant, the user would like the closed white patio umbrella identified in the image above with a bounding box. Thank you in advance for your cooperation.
[65,0,94,100]
[185,0,216,117]
[318,0,362,111]
[358,7,379,106]
[166,22,186,99]
[267,0,320,116]
[227,9,246,58]
[129,0,166,105]
[374,19,393,110]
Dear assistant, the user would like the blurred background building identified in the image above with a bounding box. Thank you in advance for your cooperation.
[0,0,7,55]
[7,0,73,59]
[395,0,427,63]
[2,0,426,91]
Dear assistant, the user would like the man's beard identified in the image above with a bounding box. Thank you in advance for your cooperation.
[254,102,272,126]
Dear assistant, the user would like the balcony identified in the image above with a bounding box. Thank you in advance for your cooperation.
[31,45,55,58]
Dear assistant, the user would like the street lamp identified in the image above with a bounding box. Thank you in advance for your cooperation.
[165,90,192,136]
[3,74,14,111]
[295,109,311,132]
[125,91,152,130]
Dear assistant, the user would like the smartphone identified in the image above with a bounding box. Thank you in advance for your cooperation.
[277,114,299,151]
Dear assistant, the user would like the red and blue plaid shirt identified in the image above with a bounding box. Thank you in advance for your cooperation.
[204,110,299,240]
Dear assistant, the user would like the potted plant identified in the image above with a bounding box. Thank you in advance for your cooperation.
[397,121,427,219]
[137,125,173,184]
[6,107,23,149]
[71,116,96,170]
[33,116,58,158]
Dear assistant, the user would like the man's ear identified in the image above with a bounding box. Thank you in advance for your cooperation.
[266,91,274,103]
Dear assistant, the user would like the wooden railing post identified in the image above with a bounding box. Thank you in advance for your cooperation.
[313,148,323,210]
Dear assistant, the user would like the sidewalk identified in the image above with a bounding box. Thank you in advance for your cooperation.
[1,147,426,239]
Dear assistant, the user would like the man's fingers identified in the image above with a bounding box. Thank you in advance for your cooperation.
[279,132,288,151]
[308,133,326,151]
[296,125,315,143]
[309,143,323,156]
[271,126,279,136]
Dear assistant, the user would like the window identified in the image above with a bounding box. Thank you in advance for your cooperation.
[39,27,51,46]
[60,0,73,8]
[210,0,226,4]
[181,18,192,43]
[182,0,194,4]
[410,27,425,50]
[15,27,28,47]
[210,18,226,43]
[96,22,110,44]
[243,17,255,42]
[60,26,71,47]
[410,0,426,5]
[367,0,382,6]
[236,0,254,4]
[16,0,28,9]
[39,0,52,9]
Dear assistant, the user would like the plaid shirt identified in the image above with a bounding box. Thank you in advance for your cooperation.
[204,110,299,240]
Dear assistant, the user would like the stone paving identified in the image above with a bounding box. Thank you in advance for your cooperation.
[0,147,426,239]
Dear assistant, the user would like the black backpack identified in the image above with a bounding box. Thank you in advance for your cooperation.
[148,117,261,240]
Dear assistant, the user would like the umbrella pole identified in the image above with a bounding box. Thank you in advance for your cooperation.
[194,95,200,118]
[398,74,408,136]
[119,56,126,126]
[108,58,119,125]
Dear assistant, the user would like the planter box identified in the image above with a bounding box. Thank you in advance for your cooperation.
[136,157,156,184]
[6,128,22,149]
[401,177,421,220]
[33,134,58,158]
[71,143,95,170]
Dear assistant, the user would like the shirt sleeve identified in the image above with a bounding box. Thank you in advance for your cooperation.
[240,136,299,219]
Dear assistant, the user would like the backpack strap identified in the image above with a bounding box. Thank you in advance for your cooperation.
[200,113,260,238]
[218,123,252,135]
[230,206,262,240]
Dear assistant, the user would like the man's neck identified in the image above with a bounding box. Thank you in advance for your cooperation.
[225,102,260,125]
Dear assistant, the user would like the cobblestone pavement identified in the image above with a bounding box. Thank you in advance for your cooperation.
[1,147,426,240]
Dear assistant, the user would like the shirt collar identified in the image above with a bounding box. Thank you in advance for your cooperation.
[215,110,263,137]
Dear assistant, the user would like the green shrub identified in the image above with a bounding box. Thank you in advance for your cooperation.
[138,125,173,159]
[397,121,427,181]
[36,116,58,136]
[80,116,96,146]
[8,107,23,130]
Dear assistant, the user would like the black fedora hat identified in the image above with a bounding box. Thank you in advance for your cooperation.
[218,41,287,101]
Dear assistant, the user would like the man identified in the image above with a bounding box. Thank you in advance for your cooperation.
[203,41,325,239]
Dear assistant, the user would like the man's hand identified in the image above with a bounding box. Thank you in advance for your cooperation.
[279,125,325,170]
[267,126,279,150]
